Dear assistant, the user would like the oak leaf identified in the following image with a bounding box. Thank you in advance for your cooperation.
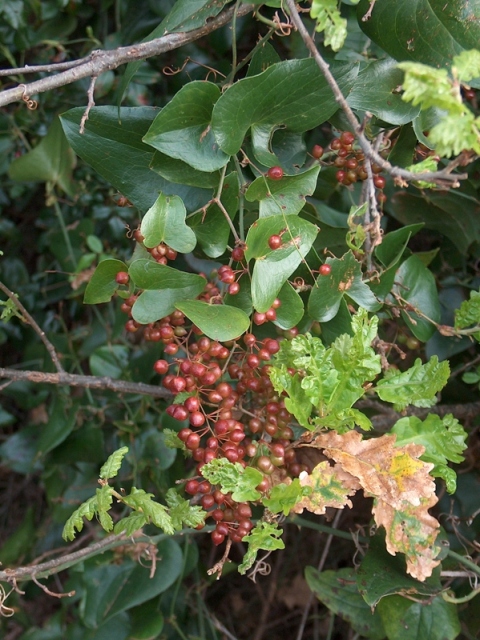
[300,430,440,580]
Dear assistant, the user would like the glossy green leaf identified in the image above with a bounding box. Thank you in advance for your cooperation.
[37,395,79,457]
[140,193,196,253]
[212,59,359,156]
[307,567,386,640]
[247,41,281,77]
[81,539,182,628]
[377,595,460,640]
[117,0,231,104]
[308,251,379,323]
[150,151,220,187]
[357,534,442,608]
[387,124,418,168]
[129,600,163,640]
[61,107,211,213]
[83,259,128,304]
[357,0,480,68]
[249,219,318,313]
[89,345,129,379]
[9,117,76,195]
[375,223,424,268]
[348,58,421,125]
[175,300,250,341]
[143,82,229,171]
[128,259,205,291]
[392,255,441,341]
[245,166,320,217]
[274,281,304,329]
[189,172,239,258]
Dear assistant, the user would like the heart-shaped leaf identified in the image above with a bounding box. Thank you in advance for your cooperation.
[140,193,197,253]
[174,300,250,341]
[84,259,128,304]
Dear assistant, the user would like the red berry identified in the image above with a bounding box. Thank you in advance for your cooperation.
[336,170,346,183]
[228,282,240,295]
[374,175,386,189]
[330,138,342,150]
[232,247,245,261]
[319,264,332,276]
[189,411,206,427]
[312,144,324,159]
[340,131,355,145]
[185,479,199,495]
[268,235,282,250]
[211,531,225,546]
[153,359,169,375]
[184,396,200,413]
[115,271,129,285]
[267,166,284,180]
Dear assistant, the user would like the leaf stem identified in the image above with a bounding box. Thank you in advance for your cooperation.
[446,549,480,578]
[289,515,368,543]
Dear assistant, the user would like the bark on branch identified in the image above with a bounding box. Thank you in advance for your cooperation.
[0,3,255,108]
[0,367,171,399]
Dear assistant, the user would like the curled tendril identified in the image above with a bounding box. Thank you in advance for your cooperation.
[19,84,38,110]
[0,585,15,617]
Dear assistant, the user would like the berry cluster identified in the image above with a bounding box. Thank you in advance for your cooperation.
[133,229,177,265]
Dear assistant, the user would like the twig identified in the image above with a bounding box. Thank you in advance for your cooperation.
[31,574,75,599]
[284,0,466,187]
[295,510,342,640]
[0,367,171,399]
[0,4,256,108]
[79,75,97,134]
[0,281,64,373]
[0,54,96,76]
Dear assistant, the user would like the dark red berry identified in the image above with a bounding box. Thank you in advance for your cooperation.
[312,144,324,159]
[115,271,129,285]
[340,131,355,145]
[267,166,284,180]
[153,359,169,375]
[319,264,332,276]
[268,235,282,250]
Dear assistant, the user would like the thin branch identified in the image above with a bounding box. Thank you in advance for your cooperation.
[0,54,96,76]
[79,75,97,134]
[31,574,75,599]
[284,0,466,187]
[0,367,171,399]
[0,4,256,108]
[0,281,64,373]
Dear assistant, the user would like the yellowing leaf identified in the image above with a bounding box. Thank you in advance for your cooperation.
[292,461,360,515]
[303,430,440,580]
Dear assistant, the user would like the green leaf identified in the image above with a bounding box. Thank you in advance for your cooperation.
[164,488,206,530]
[150,151,220,188]
[244,215,319,312]
[99,446,129,480]
[81,539,182,628]
[357,534,442,608]
[9,117,76,195]
[375,223,424,268]
[310,0,348,51]
[454,48,480,82]
[306,567,386,640]
[62,495,98,541]
[455,289,480,337]
[308,251,379,323]
[189,171,239,258]
[89,345,129,379]
[247,41,281,77]
[212,59,358,156]
[273,281,304,330]
[113,513,148,537]
[376,356,450,411]
[263,479,306,516]
[117,0,231,104]
[0,507,35,566]
[96,485,114,532]
[392,255,441,341]
[128,260,206,324]
[140,193,197,253]
[61,107,211,213]
[175,300,250,341]
[391,414,467,493]
[347,57,421,125]
[389,188,480,255]
[36,395,79,456]
[377,594,460,640]
[83,259,128,304]
[143,81,229,172]
[357,0,480,69]
[238,521,285,574]
[201,458,263,502]
[122,487,175,535]
[245,166,320,218]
